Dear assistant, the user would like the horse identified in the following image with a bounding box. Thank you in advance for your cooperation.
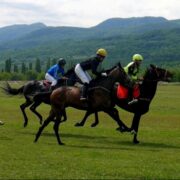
[75,64,173,144]
[1,68,76,127]
[34,63,132,145]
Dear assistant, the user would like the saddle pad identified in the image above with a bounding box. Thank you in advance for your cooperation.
[117,85,128,99]
[117,84,140,99]
[133,84,140,98]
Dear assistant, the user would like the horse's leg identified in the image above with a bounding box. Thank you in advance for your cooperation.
[91,111,99,127]
[20,98,33,127]
[34,110,55,143]
[130,113,141,144]
[104,108,131,132]
[74,110,95,127]
[61,109,67,122]
[53,111,64,145]
[30,101,43,124]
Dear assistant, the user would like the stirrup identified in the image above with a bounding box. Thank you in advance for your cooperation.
[80,96,87,101]
[128,99,138,105]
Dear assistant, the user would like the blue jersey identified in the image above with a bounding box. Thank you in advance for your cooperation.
[47,64,65,80]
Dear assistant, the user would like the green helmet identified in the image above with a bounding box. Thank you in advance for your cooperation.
[132,54,143,61]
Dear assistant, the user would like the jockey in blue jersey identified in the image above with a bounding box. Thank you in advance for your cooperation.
[74,48,107,100]
[45,58,67,89]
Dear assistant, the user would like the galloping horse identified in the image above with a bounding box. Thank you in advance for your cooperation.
[75,64,173,143]
[2,68,76,127]
[34,63,131,145]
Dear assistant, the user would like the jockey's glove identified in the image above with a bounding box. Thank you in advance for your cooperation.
[101,72,107,77]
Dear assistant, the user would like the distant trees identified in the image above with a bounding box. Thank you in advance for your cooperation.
[0,57,72,81]
[5,58,12,73]
[0,56,180,82]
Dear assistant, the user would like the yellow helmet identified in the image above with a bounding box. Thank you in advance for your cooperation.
[96,48,107,57]
[132,54,143,61]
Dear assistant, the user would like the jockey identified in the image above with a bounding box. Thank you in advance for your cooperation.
[124,54,143,104]
[45,58,67,89]
[75,48,107,100]
[124,54,143,81]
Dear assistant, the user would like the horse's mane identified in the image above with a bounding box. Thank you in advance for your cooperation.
[64,67,75,76]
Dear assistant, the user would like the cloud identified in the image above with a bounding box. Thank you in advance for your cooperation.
[0,0,180,28]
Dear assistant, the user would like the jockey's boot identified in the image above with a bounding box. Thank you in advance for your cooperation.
[80,83,88,101]
[128,98,138,105]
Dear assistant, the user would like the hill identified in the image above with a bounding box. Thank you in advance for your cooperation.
[0,17,180,68]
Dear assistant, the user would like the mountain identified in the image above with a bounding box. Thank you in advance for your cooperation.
[0,17,180,67]
[0,23,46,44]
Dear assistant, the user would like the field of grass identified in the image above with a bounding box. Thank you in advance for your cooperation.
[0,82,180,179]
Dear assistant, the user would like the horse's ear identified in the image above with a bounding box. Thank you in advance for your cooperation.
[150,64,156,69]
[117,62,122,69]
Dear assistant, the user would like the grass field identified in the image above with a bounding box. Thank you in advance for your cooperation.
[0,82,180,179]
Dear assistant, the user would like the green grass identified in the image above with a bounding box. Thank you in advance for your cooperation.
[0,83,180,179]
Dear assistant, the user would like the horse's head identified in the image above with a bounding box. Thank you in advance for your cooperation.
[145,64,173,82]
[108,62,130,84]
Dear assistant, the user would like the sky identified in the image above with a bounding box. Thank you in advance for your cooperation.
[0,0,180,28]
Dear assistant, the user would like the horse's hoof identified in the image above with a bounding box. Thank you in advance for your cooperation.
[91,123,97,127]
[133,140,140,144]
[74,123,83,127]
[59,142,65,145]
[116,126,130,133]
[24,123,27,128]
[0,121,4,125]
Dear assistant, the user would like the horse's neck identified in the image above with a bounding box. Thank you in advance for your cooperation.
[141,80,158,100]
[109,67,125,83]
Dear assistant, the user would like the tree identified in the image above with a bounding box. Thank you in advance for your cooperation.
[35,58,41,73]
[51,58,57,66]
[46,58,51,71]
[21,62,26,74]
[13,64,19,73]
[5,58,12,73]
[28,62,33,71]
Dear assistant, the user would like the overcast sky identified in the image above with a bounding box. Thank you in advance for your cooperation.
[1,0,180,28]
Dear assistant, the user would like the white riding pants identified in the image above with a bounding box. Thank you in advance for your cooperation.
[45,73,57,86]
[74,64,92,84]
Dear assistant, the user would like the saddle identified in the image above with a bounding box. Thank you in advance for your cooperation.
[117,84,140,100]
[42,80,52,89]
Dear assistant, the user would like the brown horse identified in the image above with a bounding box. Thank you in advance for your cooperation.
[75,64,173,144]
[34,63,132,145]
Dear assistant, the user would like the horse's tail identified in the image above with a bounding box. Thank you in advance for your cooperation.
[1,82,24,95]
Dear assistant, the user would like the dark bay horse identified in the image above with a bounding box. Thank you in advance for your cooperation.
[75,64,173,144]
[2,68,76,127]
[34,63,132,145]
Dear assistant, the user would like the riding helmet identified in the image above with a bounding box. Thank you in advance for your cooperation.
[58,58,66,66]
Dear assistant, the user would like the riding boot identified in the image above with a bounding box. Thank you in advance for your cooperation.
[80,83,88,101]
[128,88,138,105]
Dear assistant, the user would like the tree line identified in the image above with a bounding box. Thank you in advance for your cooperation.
[0,57,180,82]
[0,57,75,81]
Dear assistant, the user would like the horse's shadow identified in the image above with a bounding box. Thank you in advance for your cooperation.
[21,131,180,151]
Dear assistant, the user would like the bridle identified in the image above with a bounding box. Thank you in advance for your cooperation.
[144,67,168,82]
[154,67,168,81]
